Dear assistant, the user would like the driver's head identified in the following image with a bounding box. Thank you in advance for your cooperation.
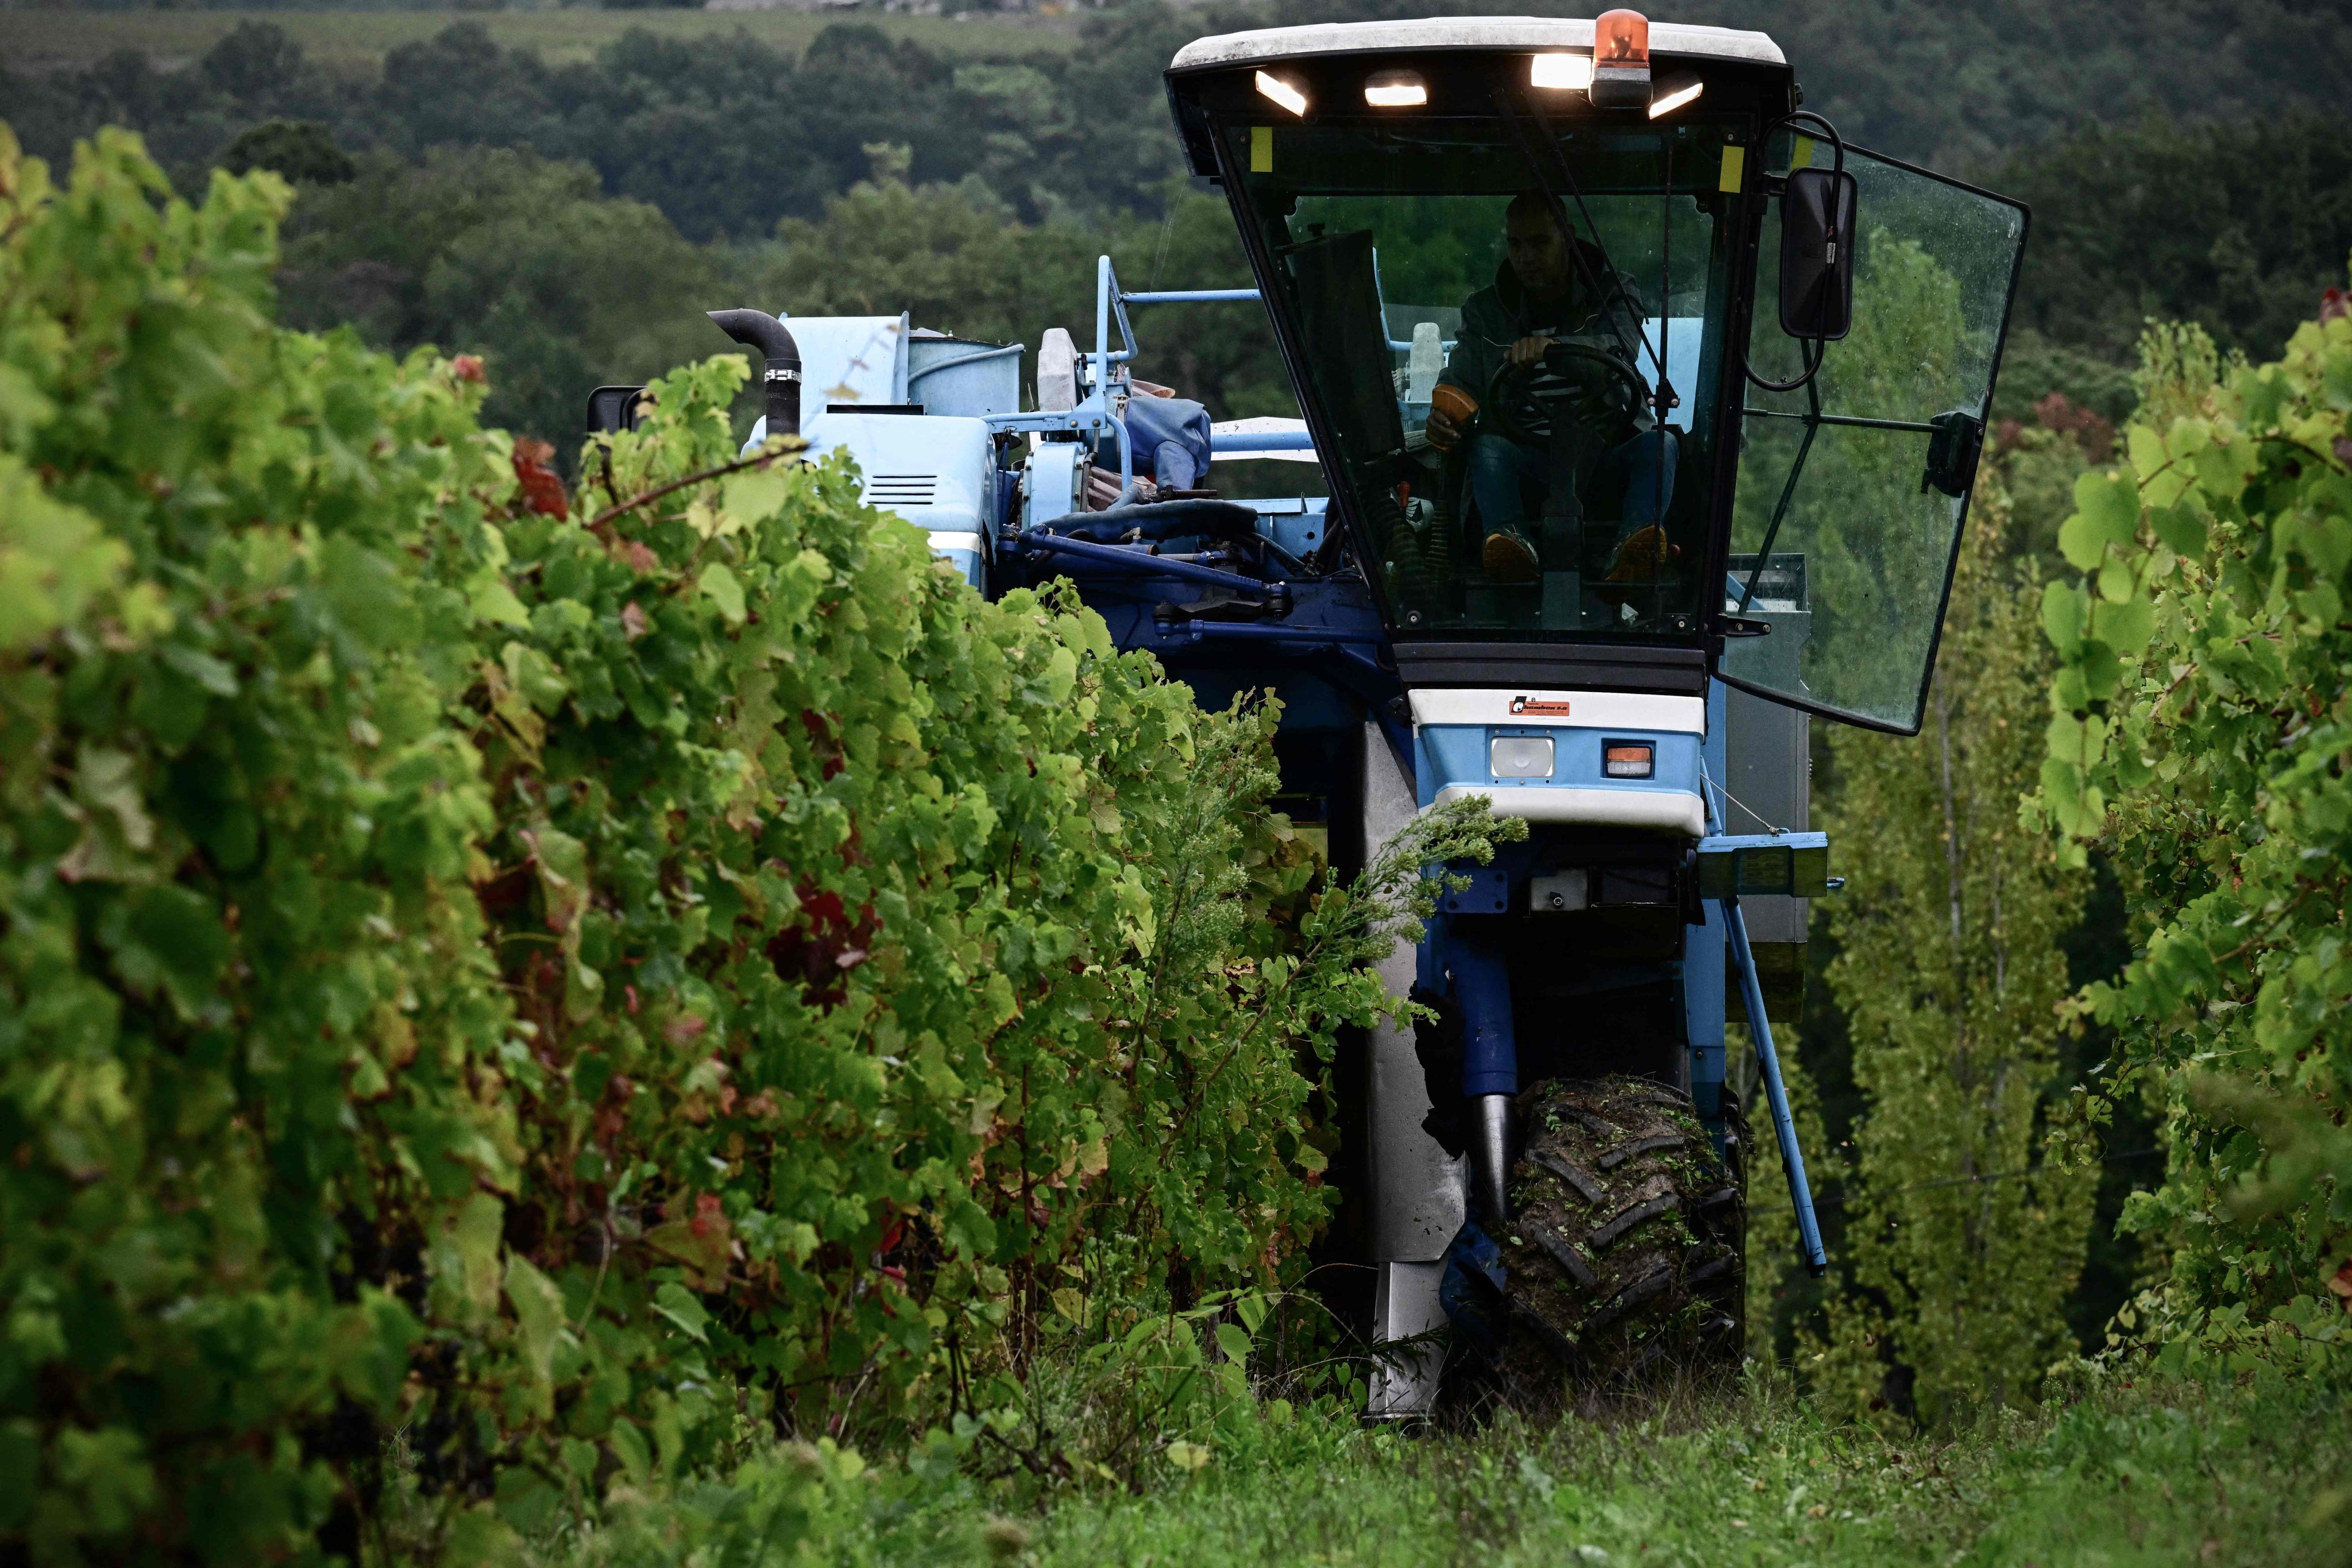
[1503,192,1574,297]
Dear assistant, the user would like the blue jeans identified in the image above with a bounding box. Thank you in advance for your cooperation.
[1467,427,1679,538]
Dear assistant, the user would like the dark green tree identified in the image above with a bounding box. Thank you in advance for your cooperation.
[218,119,353,186]
[276,147,724,445]
[2000,111,2352,362]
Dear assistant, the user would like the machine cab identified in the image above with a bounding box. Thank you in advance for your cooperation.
[1163,15,2027,737]
[1164,20,2029,1375]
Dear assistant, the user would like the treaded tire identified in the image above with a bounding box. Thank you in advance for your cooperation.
[1479,1075,1746,1411]
[1712,1086,1752,1354]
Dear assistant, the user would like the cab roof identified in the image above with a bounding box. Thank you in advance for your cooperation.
[1168,16,1787,74]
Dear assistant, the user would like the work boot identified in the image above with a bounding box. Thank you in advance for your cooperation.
[1481,526,1540,584]
[1604,524,1677,583]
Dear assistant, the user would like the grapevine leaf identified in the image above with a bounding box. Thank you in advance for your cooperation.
[2090,596,2154,654]
[698,561,747,625]
[159,643,238,697]
[2041,580,2087,654]
[721,467,789,527]
[652,1282,712,1345]
[505,1255,567,1388]
[2149,502,2207,558]
[2060,467,2141,570]
[470,577,532,628]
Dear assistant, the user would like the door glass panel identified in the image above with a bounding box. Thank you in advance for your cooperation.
[1721,142,2026,733]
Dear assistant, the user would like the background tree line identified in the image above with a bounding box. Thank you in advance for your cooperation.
[4,2,2352,441]
[10,0,2351,225]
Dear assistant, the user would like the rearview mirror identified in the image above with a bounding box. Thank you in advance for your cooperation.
[1779,168,1858,341]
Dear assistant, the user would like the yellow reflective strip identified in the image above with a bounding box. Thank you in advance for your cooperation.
[1718,143,1746,194]
[1250,126,1273,173]
[1791,134,1816,170]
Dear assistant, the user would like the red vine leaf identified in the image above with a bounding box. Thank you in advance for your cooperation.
[512,438,569,519]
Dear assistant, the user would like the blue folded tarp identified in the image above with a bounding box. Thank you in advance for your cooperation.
[1120,393,1213,490]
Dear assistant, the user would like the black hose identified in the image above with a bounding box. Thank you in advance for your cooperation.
[707,308,802,439]
[1031,497,1261,544]
[1017,530,1271,596]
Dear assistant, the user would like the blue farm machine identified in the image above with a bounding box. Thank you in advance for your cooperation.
[594,11,2026,1416]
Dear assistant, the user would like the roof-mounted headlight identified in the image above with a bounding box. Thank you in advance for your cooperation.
[1363,68,1427,107]
[1530,52,1594,91]
[1255,69,1308,116]
[1648,71,1704,119]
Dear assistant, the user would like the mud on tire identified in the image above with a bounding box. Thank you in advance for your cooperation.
[1482,1075,1746,1407]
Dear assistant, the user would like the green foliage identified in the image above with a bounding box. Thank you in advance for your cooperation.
[1808,481,2095,1426]
[550,1369,2352,1567]
[1987,388,2110,577]
[0,126,1504,1562]
[15,3,2352,241]
[0,14,1195,244]
[219,119,355,187]
[275,146,724,450]
[0,123,512,1563]
[2030,303,2352,1373]
[265,141,1292,445]
[1990,328,2142,431]
[14,9,2338,462]
[2000,111,2352,364]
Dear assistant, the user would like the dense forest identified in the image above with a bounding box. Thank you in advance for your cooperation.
[11,0,2352,226]
[5,1,2352,441]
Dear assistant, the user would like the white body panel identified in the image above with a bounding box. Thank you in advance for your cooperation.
[1171,17,1787,72]
[1366,1261,1449,1419]
[1433,782,1708,835]
[740,312,912,456]
[1364,722,1469,1268]
[1408,688,1707,733]
[735,315,1002,588]
[790,315,909,407]
[808,411,996,590]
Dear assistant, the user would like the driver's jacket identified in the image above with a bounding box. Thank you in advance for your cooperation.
[1438,253,1652,445]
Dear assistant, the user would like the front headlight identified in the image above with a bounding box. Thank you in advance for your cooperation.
[1490,735,1555,779]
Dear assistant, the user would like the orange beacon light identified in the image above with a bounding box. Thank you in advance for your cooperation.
[1591,9,1652,109]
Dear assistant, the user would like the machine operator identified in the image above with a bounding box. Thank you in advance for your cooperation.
[1422,192,1678,588]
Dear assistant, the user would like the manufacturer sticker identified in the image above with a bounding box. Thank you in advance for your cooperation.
[1510,696,1573,716]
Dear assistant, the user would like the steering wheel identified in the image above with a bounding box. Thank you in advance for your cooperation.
[1482,341,1647,450]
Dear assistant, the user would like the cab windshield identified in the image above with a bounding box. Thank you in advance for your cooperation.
[1225,115,1743,642]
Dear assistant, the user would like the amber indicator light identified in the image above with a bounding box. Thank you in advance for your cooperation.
[1603,742,1655,779]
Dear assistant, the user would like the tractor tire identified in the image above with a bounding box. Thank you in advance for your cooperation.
[1478,1075,1747,1411]
[1713,1086,1752,1351]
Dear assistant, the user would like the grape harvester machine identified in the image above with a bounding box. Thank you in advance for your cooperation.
[593,11,2026,1413]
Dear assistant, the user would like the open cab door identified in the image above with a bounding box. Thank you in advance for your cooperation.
[1720,137,2027,733]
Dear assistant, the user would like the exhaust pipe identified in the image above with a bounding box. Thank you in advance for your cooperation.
[706,308,802,441]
